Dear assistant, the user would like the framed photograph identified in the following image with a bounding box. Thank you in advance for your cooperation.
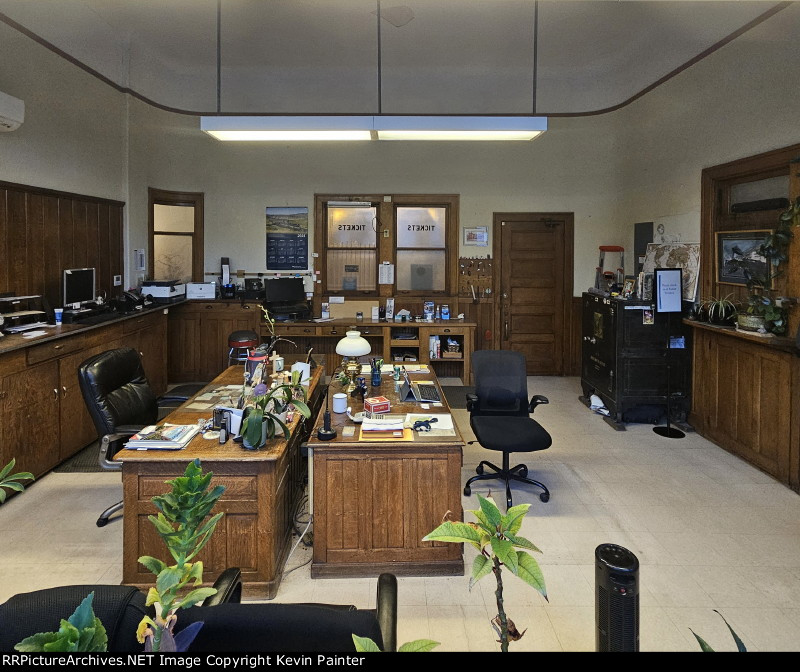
[621,275,636,299]
[715,230,771,287]
[463,226,489,247]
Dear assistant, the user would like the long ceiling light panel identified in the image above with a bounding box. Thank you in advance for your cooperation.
[200,116,547,141]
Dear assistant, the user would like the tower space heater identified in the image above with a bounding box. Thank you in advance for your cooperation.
[595,543,639,652]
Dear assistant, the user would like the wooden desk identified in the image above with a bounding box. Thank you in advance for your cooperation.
[308,370,464,578]
[117,364,324,599]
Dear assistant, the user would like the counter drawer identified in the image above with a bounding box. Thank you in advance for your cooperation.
[26,335,86,365]
[123,311,163,333]
[274,325,320,336]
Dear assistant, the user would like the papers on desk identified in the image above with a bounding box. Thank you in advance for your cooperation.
[404,413,457,437]
[125,424,201,450]
[375,364,430,374]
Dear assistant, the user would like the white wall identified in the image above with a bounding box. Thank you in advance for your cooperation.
[0,22,127,201]
[614,3,800,268]
[3,5,800,296]
[127,102,621,293]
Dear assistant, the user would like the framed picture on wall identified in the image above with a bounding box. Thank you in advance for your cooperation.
[715,229,771,287]
[463,226,488,246]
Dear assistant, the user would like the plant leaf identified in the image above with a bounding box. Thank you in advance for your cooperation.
[490,536,518,574]
[515,551,547,600]
[715,610,746,652]
[156,566,184,596]
[469,553,492,590]
[138,555,168,576]
[422,521,483,549]
[174,587,217,611]
[477,494,502,529]
[503,503,530,535]
[398,639,440,652]
[352,634,382,652]
[690,629,715,652]
[505,532,542,553]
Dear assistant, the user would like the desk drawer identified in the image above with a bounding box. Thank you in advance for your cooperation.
[319,326,346,337]
[275,325,320,336]
[27,335,86,365]
[122,311,163,333]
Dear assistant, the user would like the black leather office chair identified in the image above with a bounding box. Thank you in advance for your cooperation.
[0,568,242,653]
[463,350,552,510]
[77,346,201,527]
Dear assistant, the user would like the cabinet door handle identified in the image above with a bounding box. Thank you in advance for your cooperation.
[330,329,338,335]
[53,388,59,399]
[53,344,64,350]
[243,305,251,310]
[304,328,312,333]
[443,328,451,333]
[62,386,68,397]
[206,305,214,309]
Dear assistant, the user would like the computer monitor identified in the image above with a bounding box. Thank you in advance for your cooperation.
[63,268,95,308]
[264,277,306,304]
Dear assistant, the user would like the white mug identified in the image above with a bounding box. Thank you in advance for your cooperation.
[332,392,348,414]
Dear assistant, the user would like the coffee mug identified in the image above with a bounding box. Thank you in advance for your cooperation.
[332,392,348,414]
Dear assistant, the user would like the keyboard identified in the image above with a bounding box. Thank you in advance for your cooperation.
[415,383,441,403]
[4,321,50,333]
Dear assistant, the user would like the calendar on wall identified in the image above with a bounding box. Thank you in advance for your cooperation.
[266,206,308,270]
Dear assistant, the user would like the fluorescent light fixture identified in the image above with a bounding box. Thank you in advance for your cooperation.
[201,116,373,141]
[375,116,547,141]
[201,115,547,142]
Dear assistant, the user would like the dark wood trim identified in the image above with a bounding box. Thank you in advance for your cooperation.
[2,3,789,119]
[0,180,125,207]
[147,188,205,283]
[492,212,575,375]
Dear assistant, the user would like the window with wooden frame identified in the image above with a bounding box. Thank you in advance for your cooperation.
[315,194,459,297]
[148,188,204,283]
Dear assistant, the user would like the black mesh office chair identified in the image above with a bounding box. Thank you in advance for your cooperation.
[463,350,552,509]
[77,347,201,528]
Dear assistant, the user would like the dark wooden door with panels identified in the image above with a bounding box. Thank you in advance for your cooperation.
[493,213,574,376]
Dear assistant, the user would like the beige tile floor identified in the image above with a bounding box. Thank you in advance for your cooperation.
[2,375,800,652]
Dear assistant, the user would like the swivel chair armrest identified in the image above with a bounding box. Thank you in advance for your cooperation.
[465,393,479,413]
[99,428,142,469]
[204,567,243,605]
[528,394,549,414]
[376,573,398,652]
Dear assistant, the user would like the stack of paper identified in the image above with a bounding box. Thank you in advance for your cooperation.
[124,424,201,450]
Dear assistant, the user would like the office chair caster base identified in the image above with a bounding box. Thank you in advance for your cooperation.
[475,464,484,475]
[96,517,109,528]
[539,492,550,503]
[464,485,471,496]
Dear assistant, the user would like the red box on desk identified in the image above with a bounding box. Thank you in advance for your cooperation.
[364,396,391,414]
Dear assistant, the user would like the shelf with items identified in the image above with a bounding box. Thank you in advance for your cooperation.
[0,295,47,333]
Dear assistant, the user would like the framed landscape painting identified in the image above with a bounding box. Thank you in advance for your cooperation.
[715,230,771,287]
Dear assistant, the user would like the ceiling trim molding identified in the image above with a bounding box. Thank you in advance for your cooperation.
[0,2,792,120]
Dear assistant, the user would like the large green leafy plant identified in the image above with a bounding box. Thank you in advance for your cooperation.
[351,635,439,652]
[0,458,34,504]
[423,494,547,652]
[15,592,106,652]
[136,459,225,652]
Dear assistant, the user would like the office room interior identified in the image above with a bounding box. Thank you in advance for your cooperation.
[2,0,800,654]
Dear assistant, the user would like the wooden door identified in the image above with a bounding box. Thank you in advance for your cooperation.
[495,214,573,375]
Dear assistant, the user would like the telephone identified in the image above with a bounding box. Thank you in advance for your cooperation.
[346,407,364,423]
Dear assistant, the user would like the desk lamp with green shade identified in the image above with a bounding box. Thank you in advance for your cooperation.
[335,329,371,393]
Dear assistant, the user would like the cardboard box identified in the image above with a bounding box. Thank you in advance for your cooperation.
[364,396,391,414]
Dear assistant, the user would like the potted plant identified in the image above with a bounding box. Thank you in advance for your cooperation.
[240,369,311,449]
[697,295,739,326]
[0,458,33,504]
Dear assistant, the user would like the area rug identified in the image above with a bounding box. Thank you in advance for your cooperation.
[53,442,103,473]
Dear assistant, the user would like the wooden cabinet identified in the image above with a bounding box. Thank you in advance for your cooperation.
[580,293,692,426]
[690,324,798,486]
[271,319,476,384]
[168,301,260,383]
[0,310,168,479]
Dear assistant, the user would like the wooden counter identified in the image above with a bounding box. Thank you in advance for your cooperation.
[116,365,324,599]
[687,319,800,489]
[308,369,464,578]
[0,306,172,478]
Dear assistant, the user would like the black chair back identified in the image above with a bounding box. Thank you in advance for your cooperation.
[77,346,159,436]
[472,350,528,416]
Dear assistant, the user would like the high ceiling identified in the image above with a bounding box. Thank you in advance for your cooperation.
[0,0,792,115]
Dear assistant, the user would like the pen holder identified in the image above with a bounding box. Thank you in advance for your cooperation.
[371,368,381,386]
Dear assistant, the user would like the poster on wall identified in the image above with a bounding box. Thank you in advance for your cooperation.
[266,207,308,270]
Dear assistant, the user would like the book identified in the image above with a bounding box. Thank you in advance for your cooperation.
[124,423,201,450]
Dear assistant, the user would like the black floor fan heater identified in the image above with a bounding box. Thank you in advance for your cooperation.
[653,267,685,440]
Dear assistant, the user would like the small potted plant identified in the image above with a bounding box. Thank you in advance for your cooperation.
[240,370,311,449]
[696,295,738,326]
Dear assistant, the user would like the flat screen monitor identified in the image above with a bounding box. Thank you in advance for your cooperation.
[264,277,305,304]
[63,268,96,308]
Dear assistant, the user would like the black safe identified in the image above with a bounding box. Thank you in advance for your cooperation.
[580,292,692,427]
